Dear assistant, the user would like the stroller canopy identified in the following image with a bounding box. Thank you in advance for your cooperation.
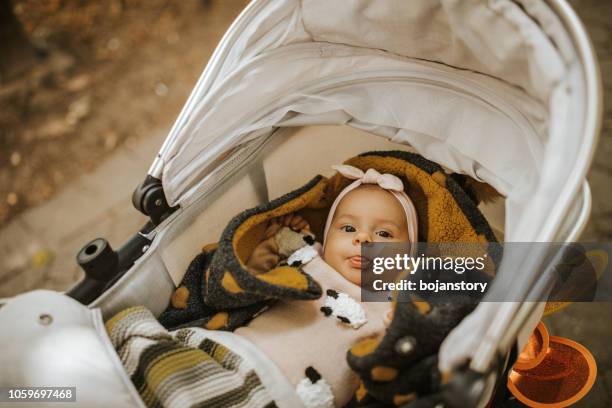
[155,0,599,242]
[148,0,601,376]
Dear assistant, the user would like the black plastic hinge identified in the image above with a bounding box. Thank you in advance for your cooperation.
[132,175,178,225]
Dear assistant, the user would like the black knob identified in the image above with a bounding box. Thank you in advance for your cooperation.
[77,238,119,282]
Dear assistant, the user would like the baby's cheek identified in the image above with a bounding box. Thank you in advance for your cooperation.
[323,233,353,272]
[322,250,337,270]
[323,246,342,273]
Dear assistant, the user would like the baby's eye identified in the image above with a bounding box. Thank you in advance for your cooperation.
[376,230,393,238]
[340,225,356,233]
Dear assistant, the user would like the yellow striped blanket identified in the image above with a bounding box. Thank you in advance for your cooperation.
[106,306,277,408]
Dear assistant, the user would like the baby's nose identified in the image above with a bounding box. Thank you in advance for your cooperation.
[352,231,371,245]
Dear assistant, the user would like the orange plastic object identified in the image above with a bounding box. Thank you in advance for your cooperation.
[508,336,597,407]
[514,322,550,371]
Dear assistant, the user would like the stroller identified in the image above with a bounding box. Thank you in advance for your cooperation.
[0,0,602,407]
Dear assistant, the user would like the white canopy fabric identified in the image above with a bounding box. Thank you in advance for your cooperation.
[151,0,600,376]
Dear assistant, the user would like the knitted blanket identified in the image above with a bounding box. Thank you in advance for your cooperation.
[106,306,278,408]
[158,151,500,333]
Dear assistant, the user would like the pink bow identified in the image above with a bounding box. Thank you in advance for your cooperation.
[332,165,405,192]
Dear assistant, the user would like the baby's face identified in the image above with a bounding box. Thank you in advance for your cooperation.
[323,185,409,285]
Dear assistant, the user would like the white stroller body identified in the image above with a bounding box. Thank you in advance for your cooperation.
[0,1,602,407]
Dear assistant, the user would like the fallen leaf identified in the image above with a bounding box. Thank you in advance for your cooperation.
[65,74,91,92]
[104,131,118,150]
[35,117,72,139]
[31,249,55,268]
[66,95,91,125]
[6,193,18,206]
[10,152,21,166]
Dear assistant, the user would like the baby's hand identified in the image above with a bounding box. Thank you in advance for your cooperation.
[246,214,310,275]
[262,213,310,239]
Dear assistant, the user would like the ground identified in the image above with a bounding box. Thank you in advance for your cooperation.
[0,0,247,227]
[0,0,611,406]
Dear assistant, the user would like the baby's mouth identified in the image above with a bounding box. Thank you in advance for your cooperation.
[348,256,371,269]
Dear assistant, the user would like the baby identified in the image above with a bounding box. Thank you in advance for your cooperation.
[107,164,421,408]
[240,165,419,407]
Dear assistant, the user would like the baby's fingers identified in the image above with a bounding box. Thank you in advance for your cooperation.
[281,213,294,227]
[263,222,282,239]
[290,216,310,231]
[267,214,310,235]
